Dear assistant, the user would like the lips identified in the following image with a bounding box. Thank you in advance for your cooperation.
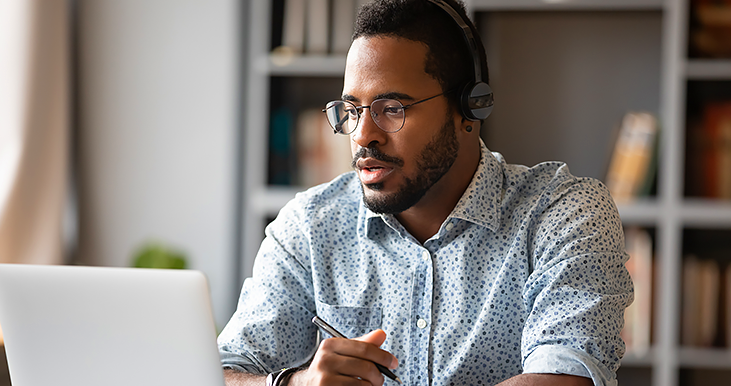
[356,158,396,185]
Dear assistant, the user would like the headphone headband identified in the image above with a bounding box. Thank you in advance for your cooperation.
[426,0,493,121]
[427,0,482,84]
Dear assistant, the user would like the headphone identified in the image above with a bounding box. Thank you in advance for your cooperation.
[427,0,494,121]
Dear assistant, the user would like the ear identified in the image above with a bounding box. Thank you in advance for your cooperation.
[459,117,480,135]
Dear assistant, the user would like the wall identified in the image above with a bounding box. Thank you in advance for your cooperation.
[76,0,240,327]
[480,11,662,180]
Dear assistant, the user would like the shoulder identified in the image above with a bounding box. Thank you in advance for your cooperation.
[495,153,614,213]
[274,172,363,229]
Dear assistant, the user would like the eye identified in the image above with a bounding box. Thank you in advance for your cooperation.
[383,106,402,116]
[377,100,403,117]
[343,104,358,119]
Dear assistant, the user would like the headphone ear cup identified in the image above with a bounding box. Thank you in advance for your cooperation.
[460,82,494,121]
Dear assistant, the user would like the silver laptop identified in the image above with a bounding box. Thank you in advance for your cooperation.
[0,264,225,386]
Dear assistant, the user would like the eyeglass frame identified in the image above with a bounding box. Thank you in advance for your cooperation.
[321,90,451,135]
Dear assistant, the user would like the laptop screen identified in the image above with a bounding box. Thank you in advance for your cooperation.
[0,264,225,386]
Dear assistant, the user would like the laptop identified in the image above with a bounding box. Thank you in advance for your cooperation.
[0,264,225,386]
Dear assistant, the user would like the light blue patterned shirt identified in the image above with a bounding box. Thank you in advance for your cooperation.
[218,142,633,386]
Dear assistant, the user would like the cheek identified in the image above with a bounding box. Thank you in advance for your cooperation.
[350,138,358,157]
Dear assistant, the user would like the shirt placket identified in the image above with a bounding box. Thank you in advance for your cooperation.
[410,245,434,386]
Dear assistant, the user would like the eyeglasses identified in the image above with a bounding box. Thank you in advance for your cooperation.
[322,92,447,135]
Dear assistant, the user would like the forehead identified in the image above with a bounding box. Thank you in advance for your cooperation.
[343,36,440,100]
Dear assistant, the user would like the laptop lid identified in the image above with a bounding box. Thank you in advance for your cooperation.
[0,264,225,386]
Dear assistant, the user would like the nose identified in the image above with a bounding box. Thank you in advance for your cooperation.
[351,107,388,148]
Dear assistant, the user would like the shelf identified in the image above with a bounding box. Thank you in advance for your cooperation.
[679,347,731,369]
[617,200,661,225]
[622,348,656,367]
[254,55,346,77]
[686,60,731,80]
[679,199,731,227]
[470,0,662,11]
[250,186,300,217]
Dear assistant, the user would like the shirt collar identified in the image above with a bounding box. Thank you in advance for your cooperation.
[449,139,502,232]
[362,139,503,237]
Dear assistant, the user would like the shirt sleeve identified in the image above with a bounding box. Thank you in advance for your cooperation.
[521,174,634,386]
[217,195,319,374]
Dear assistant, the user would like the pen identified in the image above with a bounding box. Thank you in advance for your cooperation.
[312,316,402,384]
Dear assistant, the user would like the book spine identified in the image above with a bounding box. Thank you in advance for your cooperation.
[605,112,658,202]
[331,0,356,54]
[305,0,329,54]
[282,0,307,53]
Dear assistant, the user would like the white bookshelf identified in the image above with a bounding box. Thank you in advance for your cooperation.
[259,55,346,76]
[240,1,731,385]
[686,59,731,80]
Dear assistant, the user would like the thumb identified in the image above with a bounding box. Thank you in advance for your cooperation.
[353,329,399,369]
[353,328,387,347]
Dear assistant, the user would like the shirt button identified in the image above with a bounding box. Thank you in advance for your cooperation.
[446,223,454,231]
[417,319,428,329]
[421,251,430,261]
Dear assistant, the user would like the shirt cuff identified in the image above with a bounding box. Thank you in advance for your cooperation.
[522,345,617,386]
[219,350,269,375]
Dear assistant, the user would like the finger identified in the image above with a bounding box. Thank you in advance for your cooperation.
[317,351,386,386]
[353,330,398,369]
[320,336,398,371]
[353,329,387,346]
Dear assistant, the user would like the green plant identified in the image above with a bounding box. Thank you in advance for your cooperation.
[132,242,187,269]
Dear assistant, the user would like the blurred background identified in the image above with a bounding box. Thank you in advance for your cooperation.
[2,1,731,386]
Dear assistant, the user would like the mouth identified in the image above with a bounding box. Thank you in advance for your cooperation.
[356,159,396,185]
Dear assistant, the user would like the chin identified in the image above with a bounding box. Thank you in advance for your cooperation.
[360,178,428,215]
[364,182,385,191]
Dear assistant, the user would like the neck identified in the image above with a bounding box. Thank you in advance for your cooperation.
[396,139,481,244]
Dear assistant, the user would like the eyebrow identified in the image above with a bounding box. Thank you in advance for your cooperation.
[341,91,415,104]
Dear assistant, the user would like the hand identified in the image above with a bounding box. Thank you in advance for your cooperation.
[295,329,399,386]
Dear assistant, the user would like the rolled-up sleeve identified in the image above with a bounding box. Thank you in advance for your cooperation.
[520,177,634,386]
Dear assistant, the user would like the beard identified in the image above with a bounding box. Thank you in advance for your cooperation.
[354,116,460,214]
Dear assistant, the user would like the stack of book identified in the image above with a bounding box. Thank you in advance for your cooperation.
[681,255,731,348]
[278,0,370,56]
[622,227,653,354]
[295,108,353,187]
[689,0,731,58]
[698,101,731,200]
[269,106,353,188]
[605,112,659,203]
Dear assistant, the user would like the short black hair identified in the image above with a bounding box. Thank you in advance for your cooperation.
[353,0,489,118]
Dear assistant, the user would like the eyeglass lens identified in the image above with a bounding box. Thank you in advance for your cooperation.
[324,99,406,134]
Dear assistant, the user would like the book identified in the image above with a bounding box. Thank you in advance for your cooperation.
[269,108,295,185]
[698,259,721,346]
[331,0,356,54]
[622,227,653,354]
[295,108,353,187]
[701,101,731,199]
[690,0,731,58]
[681,255,721,346]
[725,265,731,347]
[682,255,701,346]
[282,0,307,54]
[605,112,659,203]
[305,0,329,54]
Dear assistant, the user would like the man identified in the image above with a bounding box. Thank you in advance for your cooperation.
[219,1,633,385]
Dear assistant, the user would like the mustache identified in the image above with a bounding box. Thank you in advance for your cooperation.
[352,146,404,169]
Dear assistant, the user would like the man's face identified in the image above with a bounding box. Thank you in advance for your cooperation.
[343,36,461,214]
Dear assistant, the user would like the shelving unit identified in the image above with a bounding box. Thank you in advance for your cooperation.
[239,1,731,385]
